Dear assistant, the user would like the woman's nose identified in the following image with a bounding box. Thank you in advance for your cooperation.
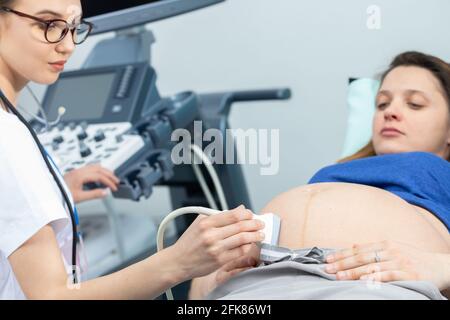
[55,31,76,55]
[384,102,402,121]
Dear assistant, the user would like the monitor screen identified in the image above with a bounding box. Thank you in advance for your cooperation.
[47,73,116,122]
[81,0,224,35]
[83,1,162,18]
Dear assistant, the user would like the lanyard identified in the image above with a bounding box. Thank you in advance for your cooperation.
[44,150,80,226]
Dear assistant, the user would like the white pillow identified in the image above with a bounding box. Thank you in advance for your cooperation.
[340,78,380,158]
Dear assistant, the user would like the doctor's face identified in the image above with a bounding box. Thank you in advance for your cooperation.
[0,0,82,85]
[372,66,450,159]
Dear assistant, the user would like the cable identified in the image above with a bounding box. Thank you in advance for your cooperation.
[18,85,66,131]
[19,105,66,130]
[157,206,222,300]
[25,84,49,126]
[190,144,219,210]
[191,161,219,210]
[189,144,229,211]
[155,146,229,300]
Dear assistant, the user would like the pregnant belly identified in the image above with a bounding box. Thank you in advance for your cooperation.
[260,182,450,253]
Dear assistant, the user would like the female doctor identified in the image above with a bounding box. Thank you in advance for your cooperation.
[0,0,265,299]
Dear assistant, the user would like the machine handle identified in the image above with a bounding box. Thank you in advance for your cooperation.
[230,88,291,102]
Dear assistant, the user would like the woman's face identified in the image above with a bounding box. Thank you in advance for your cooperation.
[0,0,81,85]
[372,66,450,159]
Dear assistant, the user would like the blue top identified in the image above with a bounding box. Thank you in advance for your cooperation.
[308,152,450,232]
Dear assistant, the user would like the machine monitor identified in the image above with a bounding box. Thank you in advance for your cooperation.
[42,62,156,124]
[82,0,225,35]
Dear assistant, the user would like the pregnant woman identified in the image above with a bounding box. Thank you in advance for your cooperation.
[189,51,450,300]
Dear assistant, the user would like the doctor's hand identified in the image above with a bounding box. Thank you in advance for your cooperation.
[214,243,260,285]
[324,240,450,291]
[189,244,260,300]
[171,205,265,281]
[63,164,120,204]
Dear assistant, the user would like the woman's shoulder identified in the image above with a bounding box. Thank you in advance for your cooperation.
[377,151,450,172]
[335,151,448,168]
[0,109,29,135]
[404,151,450,164]
[308,151,450,184]
[0,111,45,170]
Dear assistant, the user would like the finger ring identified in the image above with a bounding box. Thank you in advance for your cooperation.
[374,251,381,263]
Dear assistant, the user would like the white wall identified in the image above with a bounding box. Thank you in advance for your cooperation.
[24,0,450,213]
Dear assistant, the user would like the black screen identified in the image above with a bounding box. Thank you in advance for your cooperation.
[82,0,164,18]
[47,73,117,122]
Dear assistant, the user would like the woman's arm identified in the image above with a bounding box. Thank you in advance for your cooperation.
[64,164,120,204]
[9,206,265,299]
[9,224,187,299]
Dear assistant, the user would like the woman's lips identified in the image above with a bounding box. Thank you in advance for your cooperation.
[49,62,65,72]
[380,128,403,137]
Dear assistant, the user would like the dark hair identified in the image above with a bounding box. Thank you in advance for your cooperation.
[339,51,450,163]
[380,51,450,107]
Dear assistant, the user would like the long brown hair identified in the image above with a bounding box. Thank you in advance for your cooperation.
[338,51,450,163]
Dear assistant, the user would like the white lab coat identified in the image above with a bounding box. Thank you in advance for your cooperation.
[0,109,81,299]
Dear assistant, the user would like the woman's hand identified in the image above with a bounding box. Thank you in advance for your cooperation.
[189,244,259,299]
[172,205,265,281]
[63,164,120,204]
[324,240,450,291]
[215,243,260,286]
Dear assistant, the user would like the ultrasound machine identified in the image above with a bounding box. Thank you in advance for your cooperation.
[31,0,291,299]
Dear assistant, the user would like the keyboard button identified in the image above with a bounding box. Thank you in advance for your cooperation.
[53,136,64,144]
[77,130,88,141]
[94,130,106,142]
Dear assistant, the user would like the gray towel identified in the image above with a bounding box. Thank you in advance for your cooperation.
[206,247,447,300]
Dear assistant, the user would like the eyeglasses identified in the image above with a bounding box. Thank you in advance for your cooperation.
[0,7,93,45]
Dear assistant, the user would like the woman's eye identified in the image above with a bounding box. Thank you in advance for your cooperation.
[408,102,423,109]
[36,23,46,30]
[377,103,388,109]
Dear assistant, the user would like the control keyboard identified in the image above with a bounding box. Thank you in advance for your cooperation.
[36,122,145,175]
